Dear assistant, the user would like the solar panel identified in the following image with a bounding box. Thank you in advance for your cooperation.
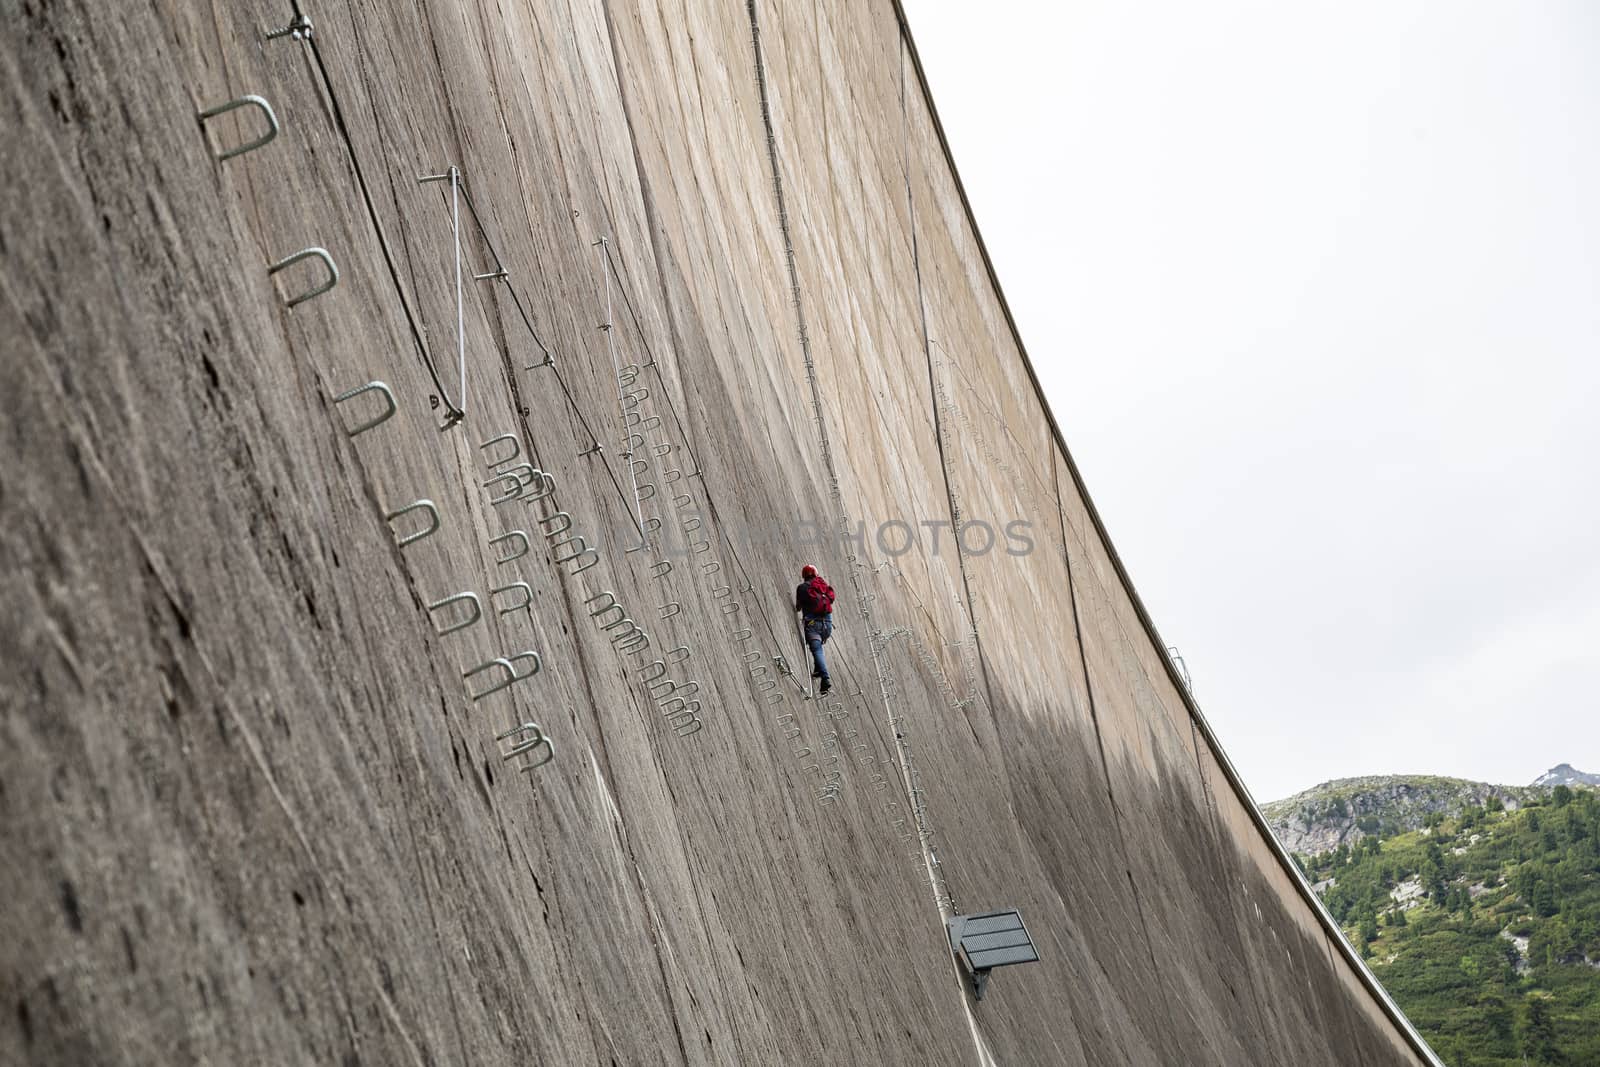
[946,909,1040,999]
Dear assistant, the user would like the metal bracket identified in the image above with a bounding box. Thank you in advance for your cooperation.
[490,581,533,615]
[552,534,598,573]
[537,510,574,538]
[617,632,651,657]
[585,591,624,627]
[385,499,440,548]
[485,464,537,506]
[197,95,279,161]
[426,592,482,635]
[497,722,554,772]
[267,247,339,308]
[480,432,522,470]
[464,651,541,701]
[331,380,396,437]
[489,529,530,564]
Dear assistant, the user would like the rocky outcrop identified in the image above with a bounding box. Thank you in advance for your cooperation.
[1532,763,1600,788]
[1264,776,1534,856]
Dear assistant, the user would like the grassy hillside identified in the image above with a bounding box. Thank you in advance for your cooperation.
[1297,786,1600,1065]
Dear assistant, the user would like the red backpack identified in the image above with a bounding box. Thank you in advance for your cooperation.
[801,576,835,615]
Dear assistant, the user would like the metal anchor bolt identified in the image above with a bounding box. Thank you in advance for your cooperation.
[264,14,313,40]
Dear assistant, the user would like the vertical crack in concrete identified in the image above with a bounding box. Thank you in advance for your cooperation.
[1049,439,1189,1063]
[742,0,941,904]
[741,2,996,1062]
[895,37,1000,730]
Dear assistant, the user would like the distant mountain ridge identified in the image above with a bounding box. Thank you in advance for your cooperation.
[1263,765,1594,857]
[1532,763,1600,788]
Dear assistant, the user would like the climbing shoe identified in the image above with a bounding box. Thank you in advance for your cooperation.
[819,678,832,695]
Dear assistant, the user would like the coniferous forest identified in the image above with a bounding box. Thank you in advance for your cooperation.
[1297,787,1600,1065]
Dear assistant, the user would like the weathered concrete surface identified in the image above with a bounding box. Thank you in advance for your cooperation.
[0,1,1434,1064]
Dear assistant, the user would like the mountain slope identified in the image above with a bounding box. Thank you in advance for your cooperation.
[1296,787,1600,1066]
[1263,776,1538,856]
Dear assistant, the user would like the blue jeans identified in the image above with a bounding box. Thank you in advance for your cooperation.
[804,615,833,681]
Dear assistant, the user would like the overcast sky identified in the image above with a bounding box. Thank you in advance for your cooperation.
[903,1,1600,801]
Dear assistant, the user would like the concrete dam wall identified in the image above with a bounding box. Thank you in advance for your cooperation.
[1,1,1437,1063]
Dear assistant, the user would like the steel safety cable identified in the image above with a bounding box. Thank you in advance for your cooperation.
[600,241,704,478]
[596,239,648,542]
[448,184,642,526]
[456,186,556,357]
[293,31,458,409]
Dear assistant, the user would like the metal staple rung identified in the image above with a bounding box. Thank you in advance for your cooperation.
[267,247,339,308]
[332,381,396,437]
[197,94,280,162]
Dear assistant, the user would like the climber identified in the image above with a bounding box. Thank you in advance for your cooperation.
[795,564,836,695]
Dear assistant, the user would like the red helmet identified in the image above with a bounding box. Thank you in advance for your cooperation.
[801,564,818,580]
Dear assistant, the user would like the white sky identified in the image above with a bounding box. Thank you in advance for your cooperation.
[903,1,1600,801]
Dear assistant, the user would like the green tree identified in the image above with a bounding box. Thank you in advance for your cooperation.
[1532,879,1558,919]
[1517,995,1559,1064]
[1553,784,1573,809]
